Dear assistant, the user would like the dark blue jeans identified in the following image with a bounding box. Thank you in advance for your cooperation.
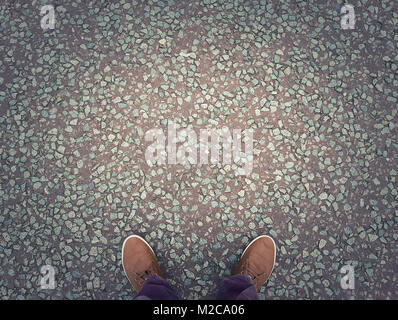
[134,275,258,300]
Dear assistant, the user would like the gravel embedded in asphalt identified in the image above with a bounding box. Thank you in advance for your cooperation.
[0,0,397,299]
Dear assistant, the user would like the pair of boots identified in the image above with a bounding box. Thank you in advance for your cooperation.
[122,235,276,299]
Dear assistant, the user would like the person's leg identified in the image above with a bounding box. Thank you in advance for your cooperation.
[122,235,179,300]
[216,274,259,300]
[217,235,276,300]
[134,275,179,300]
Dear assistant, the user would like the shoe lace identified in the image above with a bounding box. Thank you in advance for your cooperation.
[134,261,157,287]
[241,260,265,282]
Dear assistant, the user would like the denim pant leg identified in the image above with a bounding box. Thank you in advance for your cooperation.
[134,275,179,300]
[216,274,259,300]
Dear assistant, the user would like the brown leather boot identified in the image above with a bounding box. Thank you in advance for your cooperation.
[233,235,276,291]
[122,235,163,291]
